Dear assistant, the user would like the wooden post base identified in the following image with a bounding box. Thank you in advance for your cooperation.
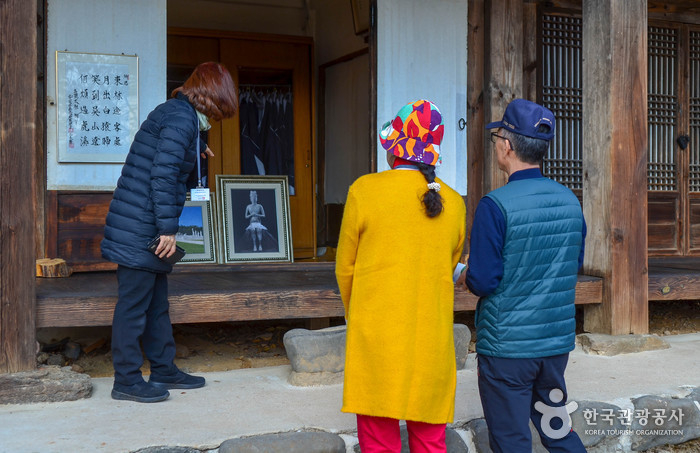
[36,258,72,278]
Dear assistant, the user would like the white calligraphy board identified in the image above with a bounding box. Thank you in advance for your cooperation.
[56,51,138,163]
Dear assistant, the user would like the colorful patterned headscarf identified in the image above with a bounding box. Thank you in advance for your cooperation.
[379,99,444,166]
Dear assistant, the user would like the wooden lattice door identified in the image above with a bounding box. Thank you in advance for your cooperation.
[687,27,700,253]
[647,22,700,256]
[539,13,700,256]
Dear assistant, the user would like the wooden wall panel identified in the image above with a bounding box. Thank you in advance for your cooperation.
[689,197,700,252]
[648,194,680,253]
[49,191,115,272]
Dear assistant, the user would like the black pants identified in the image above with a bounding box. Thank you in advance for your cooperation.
[477,353,586,453]
[112,265,177,385]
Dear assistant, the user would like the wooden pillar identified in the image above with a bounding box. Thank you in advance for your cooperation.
[483,0,523,192]
[0,0,38,373]
[522,3,538,102]
[582,0,649,334]
[466,0,485,239]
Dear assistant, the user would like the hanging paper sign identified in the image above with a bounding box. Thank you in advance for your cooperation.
[56,51,139,163]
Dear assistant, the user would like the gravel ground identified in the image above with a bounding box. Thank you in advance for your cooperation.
[36,300,700,378]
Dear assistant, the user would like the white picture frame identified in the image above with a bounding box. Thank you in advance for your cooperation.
[216,175,293,264]
[176,197,217,264]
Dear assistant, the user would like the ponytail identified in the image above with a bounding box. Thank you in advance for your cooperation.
[416,163,443,218]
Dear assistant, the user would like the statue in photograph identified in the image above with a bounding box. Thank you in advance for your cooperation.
[245,190,267,251]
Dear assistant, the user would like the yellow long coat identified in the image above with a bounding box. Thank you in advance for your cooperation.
[335,169,466,424]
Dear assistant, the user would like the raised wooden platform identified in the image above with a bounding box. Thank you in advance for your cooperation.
[36,262,603,328]
[648,257,700,301]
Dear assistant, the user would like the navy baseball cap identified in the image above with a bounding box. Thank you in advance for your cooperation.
[485,99,556,141]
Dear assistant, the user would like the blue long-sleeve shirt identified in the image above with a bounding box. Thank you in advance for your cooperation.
[465,168,587,297]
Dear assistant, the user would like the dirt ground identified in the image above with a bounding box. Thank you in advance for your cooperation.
[34,300,700,452]
[36,300,700,379]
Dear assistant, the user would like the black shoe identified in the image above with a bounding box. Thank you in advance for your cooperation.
[149,370,205,390]
[111,381,169,403]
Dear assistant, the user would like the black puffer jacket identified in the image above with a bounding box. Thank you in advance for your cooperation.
[101,93,199,273]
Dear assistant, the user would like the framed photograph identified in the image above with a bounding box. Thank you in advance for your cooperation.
[351,0,370,35]
[216,175,293,264]
[175,197,217,264]
[55,51,139,163]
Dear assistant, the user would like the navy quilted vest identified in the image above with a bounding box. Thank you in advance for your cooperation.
[475,177,583,358]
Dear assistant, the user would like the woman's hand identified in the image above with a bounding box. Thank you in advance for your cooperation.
[201,146,214,159]
[456,267,468,288]
[155,234,177,259]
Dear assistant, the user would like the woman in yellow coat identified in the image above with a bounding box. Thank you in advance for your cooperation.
[336,100,466,452]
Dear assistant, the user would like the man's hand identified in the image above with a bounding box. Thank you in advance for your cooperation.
[155,234,177,259]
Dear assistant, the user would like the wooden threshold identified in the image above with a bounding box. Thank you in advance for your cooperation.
[36,262,603,328]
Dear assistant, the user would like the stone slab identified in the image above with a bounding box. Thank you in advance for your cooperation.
[219,432,346,453]
[351,426,467,452]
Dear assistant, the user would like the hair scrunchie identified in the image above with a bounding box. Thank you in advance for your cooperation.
[427,182,441,192]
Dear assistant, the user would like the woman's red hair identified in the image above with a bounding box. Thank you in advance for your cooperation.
[171,62,238,121]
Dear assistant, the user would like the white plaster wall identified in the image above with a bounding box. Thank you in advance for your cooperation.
[324,55,371,203]
[46,0,166,190]
[376,0,468,195]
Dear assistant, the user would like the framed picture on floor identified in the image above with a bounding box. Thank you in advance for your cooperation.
[175,197,217,264]
[216,175,293,264]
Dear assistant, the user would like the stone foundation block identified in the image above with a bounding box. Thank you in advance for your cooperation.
[0,365,92,404]
[283,324,472,386]
[576,333,670,356]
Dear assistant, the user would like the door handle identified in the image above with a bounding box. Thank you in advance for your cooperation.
[677,135,690,150]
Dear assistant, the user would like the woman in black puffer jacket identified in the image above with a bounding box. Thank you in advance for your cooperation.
[101,62,238,403]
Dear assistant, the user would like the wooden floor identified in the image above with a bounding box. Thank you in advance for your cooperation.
[36,261,603,328]
[34,257,700,328]
[648,257,700,301]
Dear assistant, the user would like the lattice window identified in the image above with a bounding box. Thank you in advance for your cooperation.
[690,30,700,192]
[648,26,679,192]
[541,14,583,190]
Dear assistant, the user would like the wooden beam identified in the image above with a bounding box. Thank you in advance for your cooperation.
[648,1,700,25]
[582,0,648,334]
[35,264,603,328]
[0,0,38,373]
[484,0,523,192]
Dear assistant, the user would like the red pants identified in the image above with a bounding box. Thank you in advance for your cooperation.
[356,414,447,453]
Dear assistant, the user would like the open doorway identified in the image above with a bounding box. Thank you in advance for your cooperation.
[166,0,372,257]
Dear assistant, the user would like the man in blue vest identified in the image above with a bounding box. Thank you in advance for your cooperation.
[462,99,587,452]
